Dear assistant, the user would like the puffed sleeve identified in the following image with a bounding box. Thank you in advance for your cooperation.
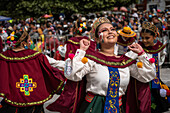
[159,48,166,66]
[45,55,65,71]
[64,49,95,81]
[129,53,156,83]
[57,44,67,58]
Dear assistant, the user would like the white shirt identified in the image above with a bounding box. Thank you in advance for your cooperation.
[65,49,156,97]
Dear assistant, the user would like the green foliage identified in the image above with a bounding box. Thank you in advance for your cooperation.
[0,0,135,19]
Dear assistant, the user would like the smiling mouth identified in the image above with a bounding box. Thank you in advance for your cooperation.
[107,35,116,39]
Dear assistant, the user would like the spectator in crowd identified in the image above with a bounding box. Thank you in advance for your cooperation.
[0,27,8,41]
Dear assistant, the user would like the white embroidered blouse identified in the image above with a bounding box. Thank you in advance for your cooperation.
[64,49,156,97]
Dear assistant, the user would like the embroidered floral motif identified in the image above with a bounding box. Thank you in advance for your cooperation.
[153,54,160,85]
[16,74,37,96]
[151,53,161,89]
[104,67,120,113]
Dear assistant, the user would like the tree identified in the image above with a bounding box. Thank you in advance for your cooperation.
[0,0,136,19]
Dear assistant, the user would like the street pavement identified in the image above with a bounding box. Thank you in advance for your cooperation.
[161,68,170,87]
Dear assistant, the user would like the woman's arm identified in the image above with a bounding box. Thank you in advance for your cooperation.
[64,39,95,81]
[127,43,156,83]
[45,55,65,71]
[65,49,95,81]
[129,53,156,83]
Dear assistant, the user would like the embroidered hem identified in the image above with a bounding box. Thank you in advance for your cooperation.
[0,52,40,61]
[0,81,63,106]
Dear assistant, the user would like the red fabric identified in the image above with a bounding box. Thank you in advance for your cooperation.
[47,36,136,113]
[117,36,135,46]
[125,77,151,113]
[65,36,136,68]
[86,50,136,68]
[0,36,3,53]
[46,79,86,113]
[47,36,87,113]
[0,49,64,107]
[138,40,166,54]
[54,50,62,60]
[166,90,170,96]
[126,40,166,113]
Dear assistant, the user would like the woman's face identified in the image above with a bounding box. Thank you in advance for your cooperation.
[97,23,118,45]
[141,32,156,47]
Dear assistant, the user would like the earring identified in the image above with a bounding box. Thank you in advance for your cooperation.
[154,38,158,44]
[24,44,28,49]
[96,42,101,51]
[102,39,104,43]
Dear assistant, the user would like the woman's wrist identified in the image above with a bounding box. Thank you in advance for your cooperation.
[138,50,145,56]
[80,47,87,51]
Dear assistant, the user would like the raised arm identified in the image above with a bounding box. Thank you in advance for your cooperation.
[64,39,95,81]
[127,43,156,83]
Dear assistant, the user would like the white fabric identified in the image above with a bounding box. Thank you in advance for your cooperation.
[0,97,3,103]
[65,49,155,97]
[132,13,138,18]
[57,44,67,58]
[45,55,65,71]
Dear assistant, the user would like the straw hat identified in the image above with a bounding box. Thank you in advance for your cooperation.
[117,27,136,37]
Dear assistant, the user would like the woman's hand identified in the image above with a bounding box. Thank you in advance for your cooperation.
[80,39,90,51]
[128,43,145,55]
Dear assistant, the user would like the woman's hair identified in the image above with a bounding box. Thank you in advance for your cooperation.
[73,18,87,36]
[14,31,29,48]
[95,24,101,38]
[141,29,156,37]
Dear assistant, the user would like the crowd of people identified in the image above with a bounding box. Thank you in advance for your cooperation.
[0,7,170,113]
[0,8,169,55]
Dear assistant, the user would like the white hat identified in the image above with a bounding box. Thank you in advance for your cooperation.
[88,19,93,22]
[36,24,40,28]
[132,13,138,18]
[63,24,68,28]
[132,8,137,11]
[81,17,86,22]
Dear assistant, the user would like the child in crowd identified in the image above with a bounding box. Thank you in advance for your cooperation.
[117,26,136,55]
[126,21,169,113]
